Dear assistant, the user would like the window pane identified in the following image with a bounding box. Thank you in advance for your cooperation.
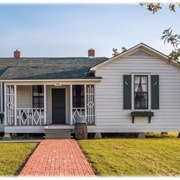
[39,103,44,108]
[134,93,148,109]
[72,85,84,108]
[135,84,147,92]
[33,104,39,108]
[134,76,141,84]
[141,85,148,92]
[33,86,38,92]
[141,76,147,84]
[134,85,139,92]
[134,75,148,109]
[33,85,44,108]
[39,97,44,104]
[33,97,38,104]
[38,86,44,93]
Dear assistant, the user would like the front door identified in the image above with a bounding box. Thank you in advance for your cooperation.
[52,89,66,124]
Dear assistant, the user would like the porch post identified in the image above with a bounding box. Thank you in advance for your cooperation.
[70,84,72,125]
[4,84,7,126]
[0,83,3,112]
[14,85,17,126]
[44,84,46,125]
[84,84,87,120]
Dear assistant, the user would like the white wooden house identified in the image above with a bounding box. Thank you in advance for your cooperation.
[0,43,180,138]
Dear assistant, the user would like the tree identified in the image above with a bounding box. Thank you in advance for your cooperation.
[140,3,180,63]
[121,47,127,53]
[112,48,119,57]
[141,3,180,138]
[112,47,127,57]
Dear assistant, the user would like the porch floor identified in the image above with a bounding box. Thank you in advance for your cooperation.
[19,139,95,176]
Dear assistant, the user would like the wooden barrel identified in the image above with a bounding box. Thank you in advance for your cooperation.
[74,122,87,140]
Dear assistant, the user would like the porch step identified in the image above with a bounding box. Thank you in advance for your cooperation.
[44,129,72,139]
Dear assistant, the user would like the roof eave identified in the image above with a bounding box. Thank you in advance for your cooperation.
[0,78,102,83]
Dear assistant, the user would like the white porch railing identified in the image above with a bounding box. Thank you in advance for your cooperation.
[16,108,44,126]
[71,85,95,125]
[72,108,85,123]
[72,108,95,125]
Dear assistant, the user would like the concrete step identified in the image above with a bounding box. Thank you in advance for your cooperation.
[44,129,72,139]
[45,129,72,134]
[45,136,72,139]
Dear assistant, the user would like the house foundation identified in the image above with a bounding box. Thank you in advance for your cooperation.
[3,133,12,140]
[138,132,146,139]
[94,132,102,139]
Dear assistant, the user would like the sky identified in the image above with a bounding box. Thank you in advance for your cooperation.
[0,2,180,58]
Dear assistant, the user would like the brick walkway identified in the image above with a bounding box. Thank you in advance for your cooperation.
[19,139,95,176]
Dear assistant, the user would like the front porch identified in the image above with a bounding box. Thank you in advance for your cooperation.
[4,83,96,134]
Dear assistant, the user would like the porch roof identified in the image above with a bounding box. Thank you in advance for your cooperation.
[0,57,108,80]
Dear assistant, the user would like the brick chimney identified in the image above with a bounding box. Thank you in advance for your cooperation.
[14,50,21,58]
[88,48,95,58]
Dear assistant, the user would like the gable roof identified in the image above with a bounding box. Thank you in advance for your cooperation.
[0,57,108,80]
[90,43,169,72]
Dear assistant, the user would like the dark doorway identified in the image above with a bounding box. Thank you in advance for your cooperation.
[52,89,66,124]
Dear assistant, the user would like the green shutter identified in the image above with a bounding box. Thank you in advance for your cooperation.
[123,75,131,109]
[151,75,159,109]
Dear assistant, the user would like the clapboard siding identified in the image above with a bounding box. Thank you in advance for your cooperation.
[91,50,180,132]
[17,86,32,108]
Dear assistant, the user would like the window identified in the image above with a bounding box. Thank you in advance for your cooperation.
[73,85,84,108]
[123,74,159,110]
[134,75,148,109]
[33,85,44,108]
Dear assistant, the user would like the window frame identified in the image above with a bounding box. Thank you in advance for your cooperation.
[72,85,85,108]
[131,73,151,111]
[32,85,44,109]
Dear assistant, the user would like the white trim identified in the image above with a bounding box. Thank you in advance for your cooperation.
[148,75,151,110]
[84,84,87,121]
[70,85,72,125]
[4,126,45,133]
[14,85,17,126]
[0,83,3,112]
[4,84,6,126]
[44,84,47,125]
[17,108,44,125]
[0,79,102,83]
[44,125,74,130]
[131,73,151,111]
[131,75,134,111]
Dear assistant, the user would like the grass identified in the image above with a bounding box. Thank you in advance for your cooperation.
[0,143,38,176]
[79,138,180,176]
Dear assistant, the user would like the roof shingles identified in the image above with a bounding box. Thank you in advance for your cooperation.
[0,57,108,80]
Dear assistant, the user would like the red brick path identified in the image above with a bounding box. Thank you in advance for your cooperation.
[19,139,95,176]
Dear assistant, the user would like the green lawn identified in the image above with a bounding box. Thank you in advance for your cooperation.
[79,138,180,176]
[0,143,38,176]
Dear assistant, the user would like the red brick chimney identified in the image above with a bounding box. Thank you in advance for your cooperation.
[88,48,95,58]
[14,50,21,58]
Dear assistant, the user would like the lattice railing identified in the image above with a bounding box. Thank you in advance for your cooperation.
[6,86,15,125]
[71,85,95,125]
[72,108,85,123]
[16,108,44,125]
[86,85,95,125]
